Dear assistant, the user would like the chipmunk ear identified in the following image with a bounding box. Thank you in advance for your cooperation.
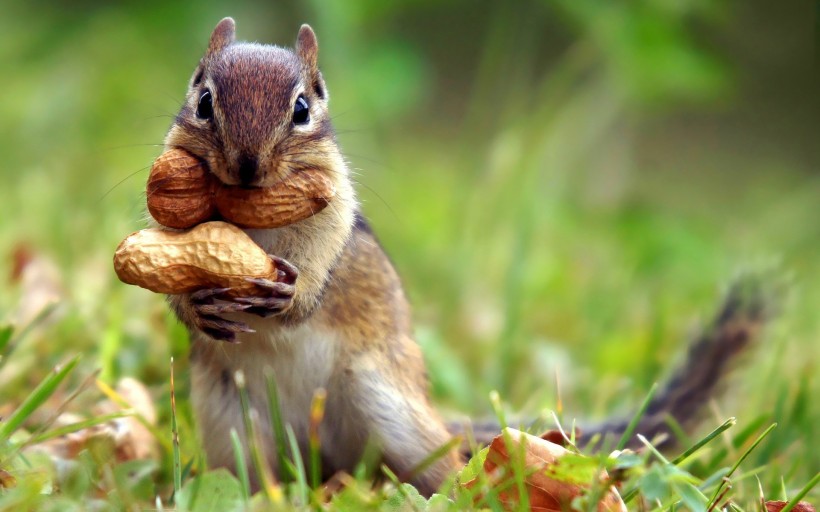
[296,24,319,72]
[207,17,236,56]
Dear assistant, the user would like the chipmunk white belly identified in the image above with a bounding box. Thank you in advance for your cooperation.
[190,320,368,478]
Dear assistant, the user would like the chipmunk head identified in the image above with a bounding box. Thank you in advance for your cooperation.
[167,18,339,188]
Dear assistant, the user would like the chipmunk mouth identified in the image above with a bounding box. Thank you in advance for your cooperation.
[229,154,304,189]
[204,150,319,189]
[231,170,302,190]
[237,155,258,186]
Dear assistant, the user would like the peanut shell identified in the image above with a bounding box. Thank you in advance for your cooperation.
[214,170,335,229]
[113,221,277,296]
[146,149,216,229]
[146,148,336,229]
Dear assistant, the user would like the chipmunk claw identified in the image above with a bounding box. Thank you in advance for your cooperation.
[239,276,296,317]
[198,316,255,343]
[191,287,232,301]
[269,254,298,285]
[191,286,255,342]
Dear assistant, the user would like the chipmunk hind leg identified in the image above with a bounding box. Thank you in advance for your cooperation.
[349,356,463,497]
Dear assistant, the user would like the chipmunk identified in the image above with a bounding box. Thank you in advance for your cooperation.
[159,18,775,497]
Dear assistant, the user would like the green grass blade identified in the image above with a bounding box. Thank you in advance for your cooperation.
[96,378,173,457]
[0,354,80,442]
[0,367,102,464]
[0,325,13,354]
[0,303,59,373]
[181,457,197,486]
[707,423,777,509]
[404,435,462,486]
[488,390,508,430]
[672,417,737,466]
[778,472,819,512]
[621,486,640,503]
[550,410,579,452]
[637,433,671,465]
[673,480,709,512]
[265,371,295,484]
[725,422,777,480]
[170,357,182,497]
[616,382,659,451]
[230,428,251,504]
[706,414,769,468]
[381,464,424,512]
[638,433,712,510]
[98,298,123,384]
[699,467,731,491]
[24,411,132,445]
[663,414,691,448]
[490,391,529,510]
[236,370,278,502]
[285,424,309,506]
[182,461,204,512]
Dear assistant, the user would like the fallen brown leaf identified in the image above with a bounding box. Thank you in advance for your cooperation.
[9,243,63,327]
[464,428,626,512]
[0,469,16,489]
[25,377,158,463]
[96,377,158,461]
[765,500,816,512]
[540,428,581,447]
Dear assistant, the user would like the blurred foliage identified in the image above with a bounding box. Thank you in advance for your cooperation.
[0,0,817,507]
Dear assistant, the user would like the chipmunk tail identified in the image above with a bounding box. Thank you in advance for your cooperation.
[451,268,787,454]
[580,269,786,450]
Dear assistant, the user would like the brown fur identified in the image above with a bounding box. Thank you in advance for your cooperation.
[159,18,778,497]
[163,18,459,496]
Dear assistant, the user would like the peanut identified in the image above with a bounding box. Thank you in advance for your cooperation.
[146,150,216,229]
[146,148,336,229]
[214,170,335,229]
[113,221,279,296]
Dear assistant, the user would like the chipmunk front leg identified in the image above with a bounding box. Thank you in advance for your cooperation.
[170,254,298,342]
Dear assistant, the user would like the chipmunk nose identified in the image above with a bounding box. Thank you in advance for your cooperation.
[237,155,258,186]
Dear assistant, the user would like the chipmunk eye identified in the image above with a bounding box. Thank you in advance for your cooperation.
[293,95,309,125]
[196,90,213,120]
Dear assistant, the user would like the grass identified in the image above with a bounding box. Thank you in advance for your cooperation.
[1,171,816,510]
[1,1,818,510]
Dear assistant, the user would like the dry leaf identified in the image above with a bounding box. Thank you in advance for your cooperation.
[465,428,626,512]
[9,243,63,327]
[540,428,581,447]
[765,500,816,512]
[0,469,16,489]
[96,377,158,461]
[26,378,158,463]
[29,416,118,460]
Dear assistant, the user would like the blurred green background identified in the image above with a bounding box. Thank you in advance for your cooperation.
[1,0,817,501]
